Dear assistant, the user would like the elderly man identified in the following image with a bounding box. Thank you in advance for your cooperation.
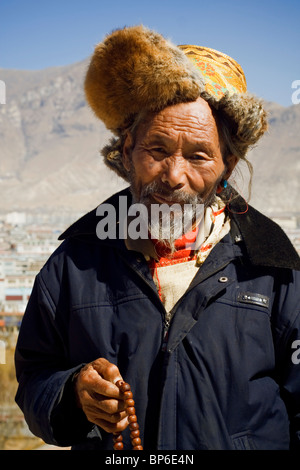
[15,26,300,450]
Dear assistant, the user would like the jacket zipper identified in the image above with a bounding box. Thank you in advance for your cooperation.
[118,252,169,344]
[161,315,172,352]
[119,252,234,353]
[161,258,235,351]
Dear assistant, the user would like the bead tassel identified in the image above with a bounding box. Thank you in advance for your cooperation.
[113,380,143,450]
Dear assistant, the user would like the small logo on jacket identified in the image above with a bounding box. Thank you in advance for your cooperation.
[237,292,269,308]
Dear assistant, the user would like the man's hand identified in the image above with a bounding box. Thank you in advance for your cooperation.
[74,358,129,433]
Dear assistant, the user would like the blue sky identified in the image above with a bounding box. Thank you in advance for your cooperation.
[1,0,299,106]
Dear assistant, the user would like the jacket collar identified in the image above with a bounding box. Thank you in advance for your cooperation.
[228,189,300,271]
[59,186,300,271]
[58,188,130,243]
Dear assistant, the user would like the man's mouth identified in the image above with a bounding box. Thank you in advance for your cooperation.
[152,193,176,205]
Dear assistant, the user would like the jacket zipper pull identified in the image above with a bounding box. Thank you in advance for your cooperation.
[161,319,170,352]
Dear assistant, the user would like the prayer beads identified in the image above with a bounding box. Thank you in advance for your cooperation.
[113,380,143,450]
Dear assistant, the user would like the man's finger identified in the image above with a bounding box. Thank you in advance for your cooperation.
[92,415,129,434]
[92,358,123,383]
[79,359,123,398]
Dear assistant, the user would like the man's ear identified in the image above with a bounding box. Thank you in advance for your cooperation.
[122,132,134,172]
[224,154,238,180]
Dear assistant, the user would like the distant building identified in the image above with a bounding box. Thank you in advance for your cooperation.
[0,311,23,332]
[5,212,27,226]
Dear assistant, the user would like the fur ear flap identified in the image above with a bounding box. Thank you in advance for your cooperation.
[101,137,130,181]
[215,92,268,157]
[84,25,204,132]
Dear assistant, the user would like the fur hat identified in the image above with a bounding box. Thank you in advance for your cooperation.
[84,25,268,181]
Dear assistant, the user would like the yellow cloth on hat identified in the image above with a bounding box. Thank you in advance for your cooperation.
[179,45,247,99]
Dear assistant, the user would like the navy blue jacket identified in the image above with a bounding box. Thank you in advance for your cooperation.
[15,188,300,450]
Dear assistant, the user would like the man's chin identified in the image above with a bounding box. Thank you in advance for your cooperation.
[149,216,195,250]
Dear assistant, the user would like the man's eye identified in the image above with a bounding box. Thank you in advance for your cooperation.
[189,154,205,161]
[151,148,168,158]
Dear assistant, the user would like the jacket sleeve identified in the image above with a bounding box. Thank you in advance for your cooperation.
[15,268,93,446]
[273,268,300,450]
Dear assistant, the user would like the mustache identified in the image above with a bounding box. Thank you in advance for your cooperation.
[140,180,202,205]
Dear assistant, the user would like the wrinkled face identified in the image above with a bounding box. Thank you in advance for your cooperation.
[123,97,236,202]
[122,97,237,244]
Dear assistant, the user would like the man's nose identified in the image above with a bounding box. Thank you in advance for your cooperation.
[160,157,186,189]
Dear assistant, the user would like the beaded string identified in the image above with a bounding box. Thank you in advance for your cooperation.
[113,380,143,450]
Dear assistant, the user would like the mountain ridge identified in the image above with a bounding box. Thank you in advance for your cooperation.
[0,60,299,217]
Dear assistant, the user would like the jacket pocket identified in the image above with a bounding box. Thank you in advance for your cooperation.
[231,431,257,450]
